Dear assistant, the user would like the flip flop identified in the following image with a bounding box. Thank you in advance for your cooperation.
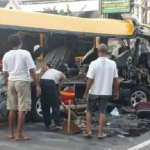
[82,131,92,138]
[16,136,31,141]
[97,134,107,139]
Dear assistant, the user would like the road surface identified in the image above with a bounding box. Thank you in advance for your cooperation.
[0,122,150,150]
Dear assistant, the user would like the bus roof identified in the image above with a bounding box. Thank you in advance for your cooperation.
[0,8,134,37]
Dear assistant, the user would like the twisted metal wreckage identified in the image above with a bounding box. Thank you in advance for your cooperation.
[0,10,150,136]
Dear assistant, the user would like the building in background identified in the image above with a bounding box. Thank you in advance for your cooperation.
[132,0,150,24]
[18,0,97,12]
[5,0,21,9]
[18,0,99,18]
[0,0,21,9]
[0,0,9,7]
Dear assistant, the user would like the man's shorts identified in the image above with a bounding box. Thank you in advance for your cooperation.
[7,81,31,112]
[87,94,110,114]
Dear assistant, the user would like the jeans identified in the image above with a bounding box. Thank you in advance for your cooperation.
[40,79,60,127]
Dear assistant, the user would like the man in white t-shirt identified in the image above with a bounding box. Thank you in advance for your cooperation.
[2,34,41,141]
[83,44,119,139]
[40,63,66,130]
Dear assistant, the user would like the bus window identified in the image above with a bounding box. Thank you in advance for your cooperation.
[76,38,93,57]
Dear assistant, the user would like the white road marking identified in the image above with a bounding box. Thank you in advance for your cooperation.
[127,139,150,150]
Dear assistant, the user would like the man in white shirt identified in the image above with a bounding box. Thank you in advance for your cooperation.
[40,63,66,130]
[2,34,41,141]
[83,44,119,139]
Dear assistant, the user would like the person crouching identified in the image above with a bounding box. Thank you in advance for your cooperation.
[40,63,66,130]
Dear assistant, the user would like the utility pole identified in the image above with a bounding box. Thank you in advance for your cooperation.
[98,0,101,17]
[145,0,148,24]
[99,0,104,18]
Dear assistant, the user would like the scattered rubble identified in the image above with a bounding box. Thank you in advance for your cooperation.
[75,113,150,138]
[105,114,150,137]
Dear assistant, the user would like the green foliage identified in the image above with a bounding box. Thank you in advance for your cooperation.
[43,5,73,16]
[43,6,58,14]
[108,44,117,52]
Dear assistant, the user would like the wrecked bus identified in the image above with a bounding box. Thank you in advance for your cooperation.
[0,8,147,121]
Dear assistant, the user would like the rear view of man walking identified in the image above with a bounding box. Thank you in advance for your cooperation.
[2,34,41,141]
[83,44,119,138]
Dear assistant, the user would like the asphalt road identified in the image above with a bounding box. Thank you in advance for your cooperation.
[0,122,150,150]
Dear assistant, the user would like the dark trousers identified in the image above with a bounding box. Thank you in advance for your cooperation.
[40,79,60,127]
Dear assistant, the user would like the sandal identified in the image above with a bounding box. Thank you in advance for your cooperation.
[82,131,92,138]
[97,133,107,139]
[16,136,31,141]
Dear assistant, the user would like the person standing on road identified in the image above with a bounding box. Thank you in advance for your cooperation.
[2,34,41,141]
[83,44,119,139]
[40,63,66,130]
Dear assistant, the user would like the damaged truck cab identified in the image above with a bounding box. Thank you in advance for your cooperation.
[79,18,150,108]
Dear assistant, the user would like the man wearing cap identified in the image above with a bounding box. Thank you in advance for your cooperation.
[83,44,119,139]
[32,45,44,61]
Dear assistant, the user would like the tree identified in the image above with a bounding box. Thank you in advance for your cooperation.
[43,5,73,16]
[43,6,58,14]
